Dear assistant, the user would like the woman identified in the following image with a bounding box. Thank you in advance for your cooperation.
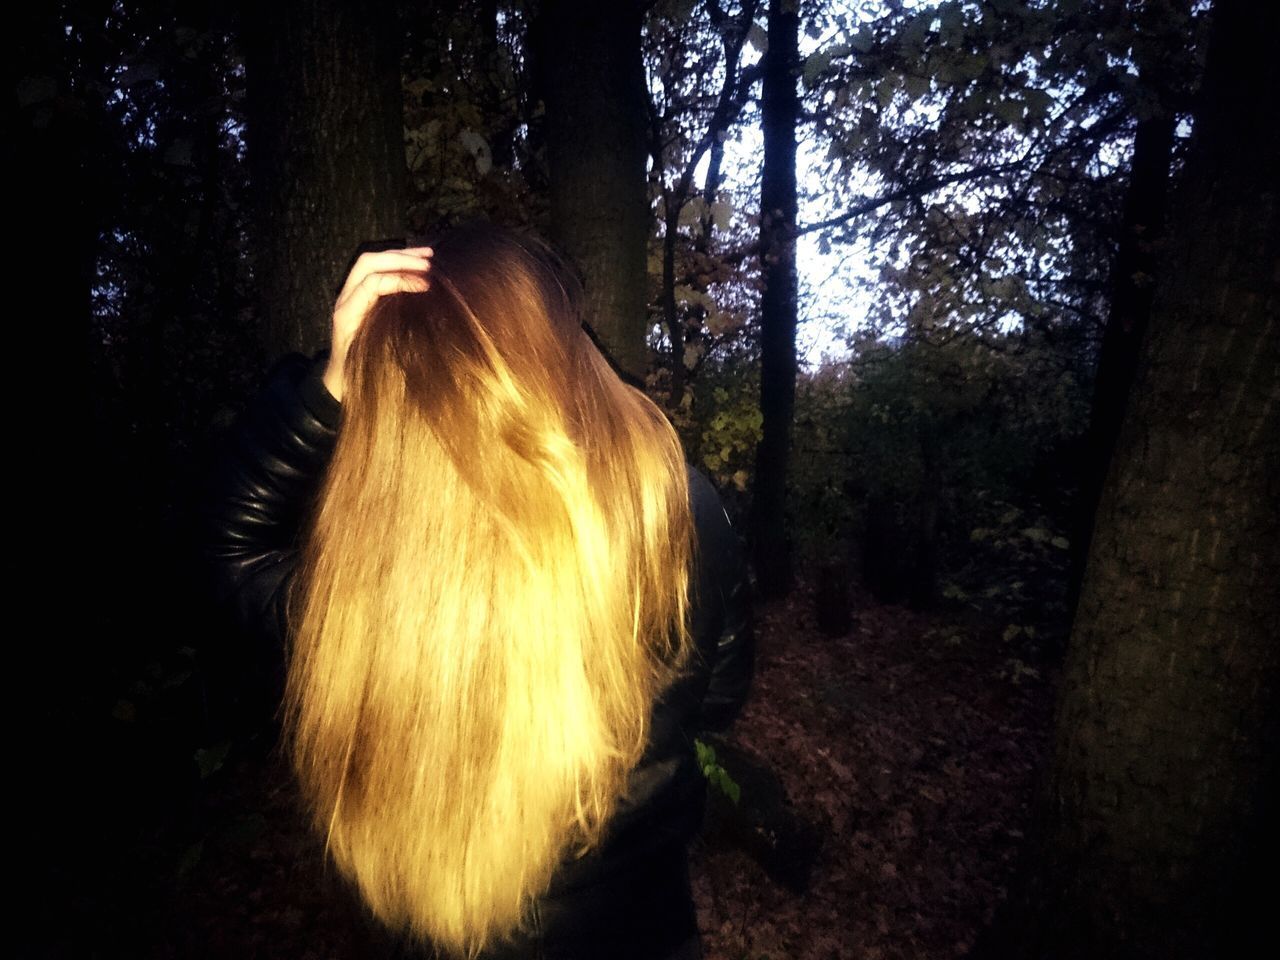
[201,222,755,960]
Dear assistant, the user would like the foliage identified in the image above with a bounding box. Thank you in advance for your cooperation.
[801,0,1207,351]
[400,1,545,232]
[643,0,764,415]
[672,362,761,508]
[789,322,1089,620]
[695,737,742,805]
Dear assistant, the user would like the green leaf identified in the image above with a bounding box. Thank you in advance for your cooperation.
[994,97,1025,125]
[904,73,931,99]
[194,740,231,780]
[694,738,715,771]
[803,50,833,88]
[721,771,741,805]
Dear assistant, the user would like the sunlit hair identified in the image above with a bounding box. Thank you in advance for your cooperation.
[281,222,701,959]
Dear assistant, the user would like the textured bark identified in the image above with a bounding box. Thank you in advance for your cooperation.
[750,0,800,599]
[1005,1,1280,955]
[1066,111,1174,621]
[1065,0,1186,625]
[241,0,408,364]
[537,0,650,382]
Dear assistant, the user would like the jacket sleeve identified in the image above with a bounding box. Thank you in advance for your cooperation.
[690,478,757,734]
[198,348,343,652]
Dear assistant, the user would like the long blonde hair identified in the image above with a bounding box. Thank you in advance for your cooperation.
[281,223,701,959]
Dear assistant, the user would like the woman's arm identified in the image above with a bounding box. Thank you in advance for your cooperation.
[199,245,431,648]
[198,348,343,652]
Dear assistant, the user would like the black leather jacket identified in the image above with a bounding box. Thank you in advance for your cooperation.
[199,350,756,960]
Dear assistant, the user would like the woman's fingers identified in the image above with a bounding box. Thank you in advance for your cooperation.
[339,250,434,301]
[344,270,429,319]
[359,271,432,295]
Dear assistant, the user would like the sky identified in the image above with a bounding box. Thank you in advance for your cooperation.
[685,16,880,374]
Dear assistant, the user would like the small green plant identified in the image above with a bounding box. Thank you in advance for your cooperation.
[694,738,741,805]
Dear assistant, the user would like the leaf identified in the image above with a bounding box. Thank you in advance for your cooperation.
[1025,87,1054,121]
[677,195,705,227]
[715,768,742,805]
[747,21,768,54]
[904,73,930,99]
[695,738,713,769]
[876,78,896,109]
[1050,536,1070,550]
[457,129,492,175]
[994,97,1025,126]
[709,200,733,231]
[194,740,231,780]
[803,49,833,88]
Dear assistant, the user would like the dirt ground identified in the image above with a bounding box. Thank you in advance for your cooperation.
[134,573,1060,960]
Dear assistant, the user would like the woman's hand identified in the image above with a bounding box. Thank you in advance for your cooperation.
[323,245,434,402]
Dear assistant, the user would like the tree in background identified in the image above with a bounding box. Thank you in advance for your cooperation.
[241,0,409,362]
[644,0,761,414]
[751,0,801,598]
[980,0,1279,954]
[535,0,651,382]
[788,0,1207,612]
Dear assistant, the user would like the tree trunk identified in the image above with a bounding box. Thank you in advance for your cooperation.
[536,0,650,384]
[1065,1,1185,625]
[996,1,1280,955]
[1065,112,1174,621]
[750,0,800,599]
[241,0,408,364]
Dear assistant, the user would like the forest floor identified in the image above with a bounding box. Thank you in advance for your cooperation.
[138,572,1062,960]
[688,577,1061,960]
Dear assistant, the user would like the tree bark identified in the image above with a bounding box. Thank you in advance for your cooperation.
[996,1,1280,955]
[750,0,800,599]
[536,0,650,383]
[1065,0,1186,625]
[241,0,409,365]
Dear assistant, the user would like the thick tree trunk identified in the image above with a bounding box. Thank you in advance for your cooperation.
[537,0,650,383]
[241,0,408,364]
[1066,112,1174,620]
[1065,2,1183,624]
[997,1,1280,956]
[750,0,800,599]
